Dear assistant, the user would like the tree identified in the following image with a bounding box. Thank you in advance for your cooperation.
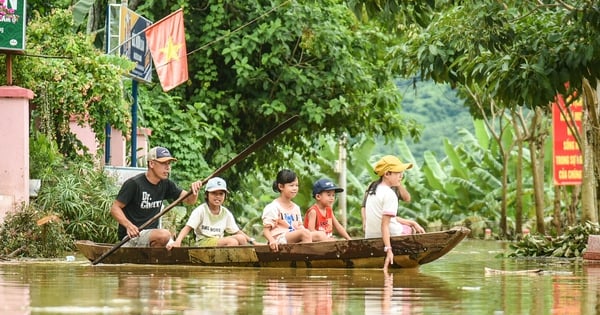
[131,0,420,187]
[387,0,600,231]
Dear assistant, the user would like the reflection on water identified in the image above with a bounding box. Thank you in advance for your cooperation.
[0,281,29,315]
[0,240,597,314]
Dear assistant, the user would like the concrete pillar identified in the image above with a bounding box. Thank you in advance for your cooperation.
[108,127,126,166]
[0,85,34,221]
[136,127,151,165]
[106,126,150,167]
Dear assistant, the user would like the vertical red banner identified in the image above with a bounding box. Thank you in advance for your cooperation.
[552,94,583,185]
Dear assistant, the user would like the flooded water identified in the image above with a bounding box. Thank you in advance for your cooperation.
[0,239,597,314]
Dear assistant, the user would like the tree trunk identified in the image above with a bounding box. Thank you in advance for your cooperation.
[512,110,523,236]
[581,79,598,222]
[567,185,580,225]
[500,156,509,237]
[552,186,562,234]
[528,107,547,235]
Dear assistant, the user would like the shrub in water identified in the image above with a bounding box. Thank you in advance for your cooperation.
[0,203,73,258]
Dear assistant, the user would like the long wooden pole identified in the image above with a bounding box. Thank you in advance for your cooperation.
[6,54,13,85]
[92,115,299,265]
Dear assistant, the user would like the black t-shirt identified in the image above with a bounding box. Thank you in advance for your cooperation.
[116,173,182,239]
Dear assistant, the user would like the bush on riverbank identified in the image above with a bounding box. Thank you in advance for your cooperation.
[0,159,119,258]
[35,159,120,244]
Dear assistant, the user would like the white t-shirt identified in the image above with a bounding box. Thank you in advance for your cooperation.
[185,203,241,240]
[262,199,302,239]
[364,184,407,238]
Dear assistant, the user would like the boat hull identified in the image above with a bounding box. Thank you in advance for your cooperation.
[76,227,470,268]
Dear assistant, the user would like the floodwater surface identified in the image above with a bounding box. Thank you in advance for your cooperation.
[0,239,597,315]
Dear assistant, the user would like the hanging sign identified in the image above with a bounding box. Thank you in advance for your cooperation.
[552,94,583,185]
[0,0,26,51]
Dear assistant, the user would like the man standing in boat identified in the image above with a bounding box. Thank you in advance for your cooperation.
[364,155,425,270]
[110,146,203,248]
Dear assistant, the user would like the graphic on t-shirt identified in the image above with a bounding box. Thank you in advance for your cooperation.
[201,225,223,234]
[281,213,299,232]
[140,191,162,210]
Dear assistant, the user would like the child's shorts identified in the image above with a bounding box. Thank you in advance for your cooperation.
[274,233,288,245]
[196,237,219,246]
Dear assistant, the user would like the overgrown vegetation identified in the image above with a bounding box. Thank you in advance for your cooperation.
[508,222,600,258]
[29,131,63,180]
[0,204,73,258]
[5,9,133,158]
[35,159,121,243]
[0,156,121,258]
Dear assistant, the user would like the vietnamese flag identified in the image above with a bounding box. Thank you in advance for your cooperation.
[145,9,188,92]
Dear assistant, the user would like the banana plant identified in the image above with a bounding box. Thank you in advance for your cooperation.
[399,118,539,237]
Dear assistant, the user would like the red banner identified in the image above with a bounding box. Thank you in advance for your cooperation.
[145,9,188,92]
[552,94,583,185]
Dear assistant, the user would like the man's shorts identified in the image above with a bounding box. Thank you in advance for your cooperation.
[122,229,153,247]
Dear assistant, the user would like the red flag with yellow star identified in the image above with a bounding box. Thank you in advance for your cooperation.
[145,9,188,92]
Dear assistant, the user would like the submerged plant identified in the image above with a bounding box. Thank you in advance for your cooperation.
[508,221,600,258]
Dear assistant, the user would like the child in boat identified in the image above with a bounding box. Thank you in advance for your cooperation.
[262,169,327,252]
[168,177,255,248]
[360,180,410,234]
[304,178,352,240]
[364,155,425,270]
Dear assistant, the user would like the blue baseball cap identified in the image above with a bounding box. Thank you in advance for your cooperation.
[147,146,177,162]
[312,178,343,197]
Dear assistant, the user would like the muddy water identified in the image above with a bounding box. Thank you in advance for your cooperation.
[0,239,596,314]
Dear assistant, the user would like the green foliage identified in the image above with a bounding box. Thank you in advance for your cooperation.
[398,78,473,163]
[29,131,63,179]
[394,1,600,108]
[134,0,419,189]
[0,204,74,258]
[7,9,134,159]
[137,88,212,185]
[508,222,600,258]
[347,0,436,30]
[35,160,120,243]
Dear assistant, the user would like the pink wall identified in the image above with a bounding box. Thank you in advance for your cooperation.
[0,86,34,220]
[69,115,99,156]
[68,118,151,167]
[0,84,149,222]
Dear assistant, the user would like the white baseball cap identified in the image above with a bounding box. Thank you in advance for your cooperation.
[205,177,228,192]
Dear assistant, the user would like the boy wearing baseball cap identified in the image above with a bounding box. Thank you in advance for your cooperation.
[304,178,352,240]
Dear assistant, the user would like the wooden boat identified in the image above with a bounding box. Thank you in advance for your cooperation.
[76,226,470,268]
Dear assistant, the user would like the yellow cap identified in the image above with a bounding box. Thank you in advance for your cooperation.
[373,155,413,176]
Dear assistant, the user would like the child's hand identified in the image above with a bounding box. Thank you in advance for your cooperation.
[292,222,304,230]
[268,240,279,252]
[166,239,180,250]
